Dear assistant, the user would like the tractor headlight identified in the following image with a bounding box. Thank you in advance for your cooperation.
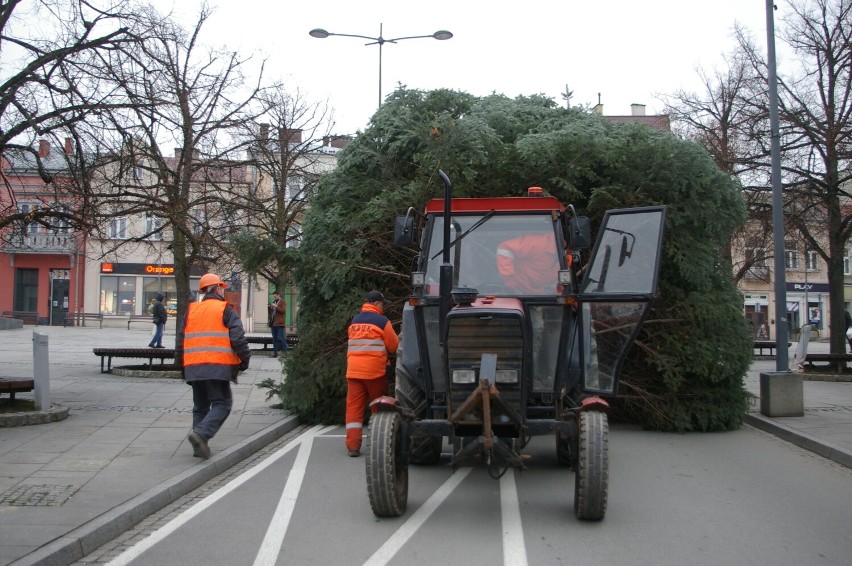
[495,369,518,384]
[452,369,476,384]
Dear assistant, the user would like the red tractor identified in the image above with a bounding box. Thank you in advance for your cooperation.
[367,171,666,520]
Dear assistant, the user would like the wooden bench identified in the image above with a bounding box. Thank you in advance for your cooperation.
[93,347,175,373]
[1,310,40,325]
[64,312,104,328]
[127,314,152,329]
[0,378,35,402]
[803,353,852,370]
[753,340,790,356]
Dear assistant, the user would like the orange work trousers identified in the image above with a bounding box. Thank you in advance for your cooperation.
[345,376,388,452]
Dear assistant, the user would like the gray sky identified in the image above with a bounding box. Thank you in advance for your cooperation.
[155,0,776,135]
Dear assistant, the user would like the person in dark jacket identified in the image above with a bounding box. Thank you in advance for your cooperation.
[176,273,251,459]
[845,310,852,353]
[148,293,168,348]
[344,290,399,457]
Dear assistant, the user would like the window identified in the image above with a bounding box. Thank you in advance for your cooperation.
[745,237,768,280]
[100,276,136,315]
[784,240,798,270]
[50,205,70,234]
[805,250,819,271]
[18,203,39,234]
[133,165,144,181]
[109,209,127,239]
[145,212,163,241]
[286,175,306,201]
[845,248,850,276]
[192,209,207,236]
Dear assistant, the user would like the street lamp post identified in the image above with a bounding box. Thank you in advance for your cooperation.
[309,23,453,109]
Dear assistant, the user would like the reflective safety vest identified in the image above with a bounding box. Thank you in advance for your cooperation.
[346,303,398,379]
[184,300,240,367]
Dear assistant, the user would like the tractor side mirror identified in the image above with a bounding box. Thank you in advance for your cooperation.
[566,216,592,250]
[394,215,414,247]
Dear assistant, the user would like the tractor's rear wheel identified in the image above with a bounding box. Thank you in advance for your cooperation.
[395,355,442,464]
[366,411,409,517]
[574,410,608,520]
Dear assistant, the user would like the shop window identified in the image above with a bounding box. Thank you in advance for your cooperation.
[100,276,136,315]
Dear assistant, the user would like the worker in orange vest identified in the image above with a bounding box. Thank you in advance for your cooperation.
[177,273,251,459]
[496,232,560,294]
[345,290,399,457]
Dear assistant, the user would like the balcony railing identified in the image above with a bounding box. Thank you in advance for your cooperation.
[4,231,77,254]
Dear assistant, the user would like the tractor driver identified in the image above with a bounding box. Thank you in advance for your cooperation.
[496,232,561,295]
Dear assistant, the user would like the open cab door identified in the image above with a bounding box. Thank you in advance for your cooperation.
[576,206,667,395]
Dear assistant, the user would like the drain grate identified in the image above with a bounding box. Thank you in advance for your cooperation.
[0,484,81,506]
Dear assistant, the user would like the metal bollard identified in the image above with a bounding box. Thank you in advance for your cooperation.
[33,331,51,410]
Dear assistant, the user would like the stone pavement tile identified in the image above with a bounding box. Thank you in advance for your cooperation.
[2,451,56,465]
[28,471,97,483]
[40,457,112,473]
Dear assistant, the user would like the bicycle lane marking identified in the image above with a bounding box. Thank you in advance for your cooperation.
[362,467,472,566]
[106,425,334,566]
[252,426,322,566]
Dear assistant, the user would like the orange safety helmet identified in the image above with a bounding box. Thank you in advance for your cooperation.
[198,273,228,290]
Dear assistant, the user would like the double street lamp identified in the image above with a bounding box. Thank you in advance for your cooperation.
[309,24,453,109]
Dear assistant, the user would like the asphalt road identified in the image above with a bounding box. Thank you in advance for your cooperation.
[78,421,852,566]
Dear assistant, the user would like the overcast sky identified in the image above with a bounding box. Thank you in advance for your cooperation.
[153,0,778,136]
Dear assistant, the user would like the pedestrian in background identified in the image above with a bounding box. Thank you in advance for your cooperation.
[268,290,288,358]
[344,290,399,457]
[148,293,167,348]
[177,273,251,460]
[845,311,852,354]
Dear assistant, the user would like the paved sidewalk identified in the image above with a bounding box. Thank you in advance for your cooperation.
[0,328,850,566]
[0,326,296,566]
[743,338,852,468]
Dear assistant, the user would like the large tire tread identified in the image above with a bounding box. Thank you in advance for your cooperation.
[574,410,608,520]
[366,411,408,517]
[395,356,442,465]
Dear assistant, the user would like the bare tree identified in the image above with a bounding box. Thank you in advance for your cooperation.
[662,48,771,280]
[86,2,268,329]
[231,85,335,293]
[666,0,851,353]
[736,0,852,355]
[0,0,136,235]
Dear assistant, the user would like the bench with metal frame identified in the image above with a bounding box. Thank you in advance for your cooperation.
[64,312,104,328]
[1,311,40,325]
[127,314,153,330]
[92,347,175,373]
[0,378,35,402]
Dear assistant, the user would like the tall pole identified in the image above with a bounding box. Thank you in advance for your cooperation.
[378,24,383,108]
[766,0,788,370]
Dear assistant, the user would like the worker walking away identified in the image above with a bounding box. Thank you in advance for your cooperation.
[177,273,251,459]
[345,290,399,457]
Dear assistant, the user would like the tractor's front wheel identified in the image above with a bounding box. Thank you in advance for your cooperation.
[574,410,608,520]
[366,411,409,517]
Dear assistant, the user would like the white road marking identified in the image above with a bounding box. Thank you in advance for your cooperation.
[106,425,333,566]
[362,467,472,566]
[252,432,315,566]
[500,469,528,566]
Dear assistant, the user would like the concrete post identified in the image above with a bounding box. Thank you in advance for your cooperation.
[33,331,51,410]
[759,371,803,417]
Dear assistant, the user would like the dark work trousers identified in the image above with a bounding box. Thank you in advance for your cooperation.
[271,325,288,355]
[190,380,233,441]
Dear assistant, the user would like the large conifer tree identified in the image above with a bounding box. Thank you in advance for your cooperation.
[280,89,751,432]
